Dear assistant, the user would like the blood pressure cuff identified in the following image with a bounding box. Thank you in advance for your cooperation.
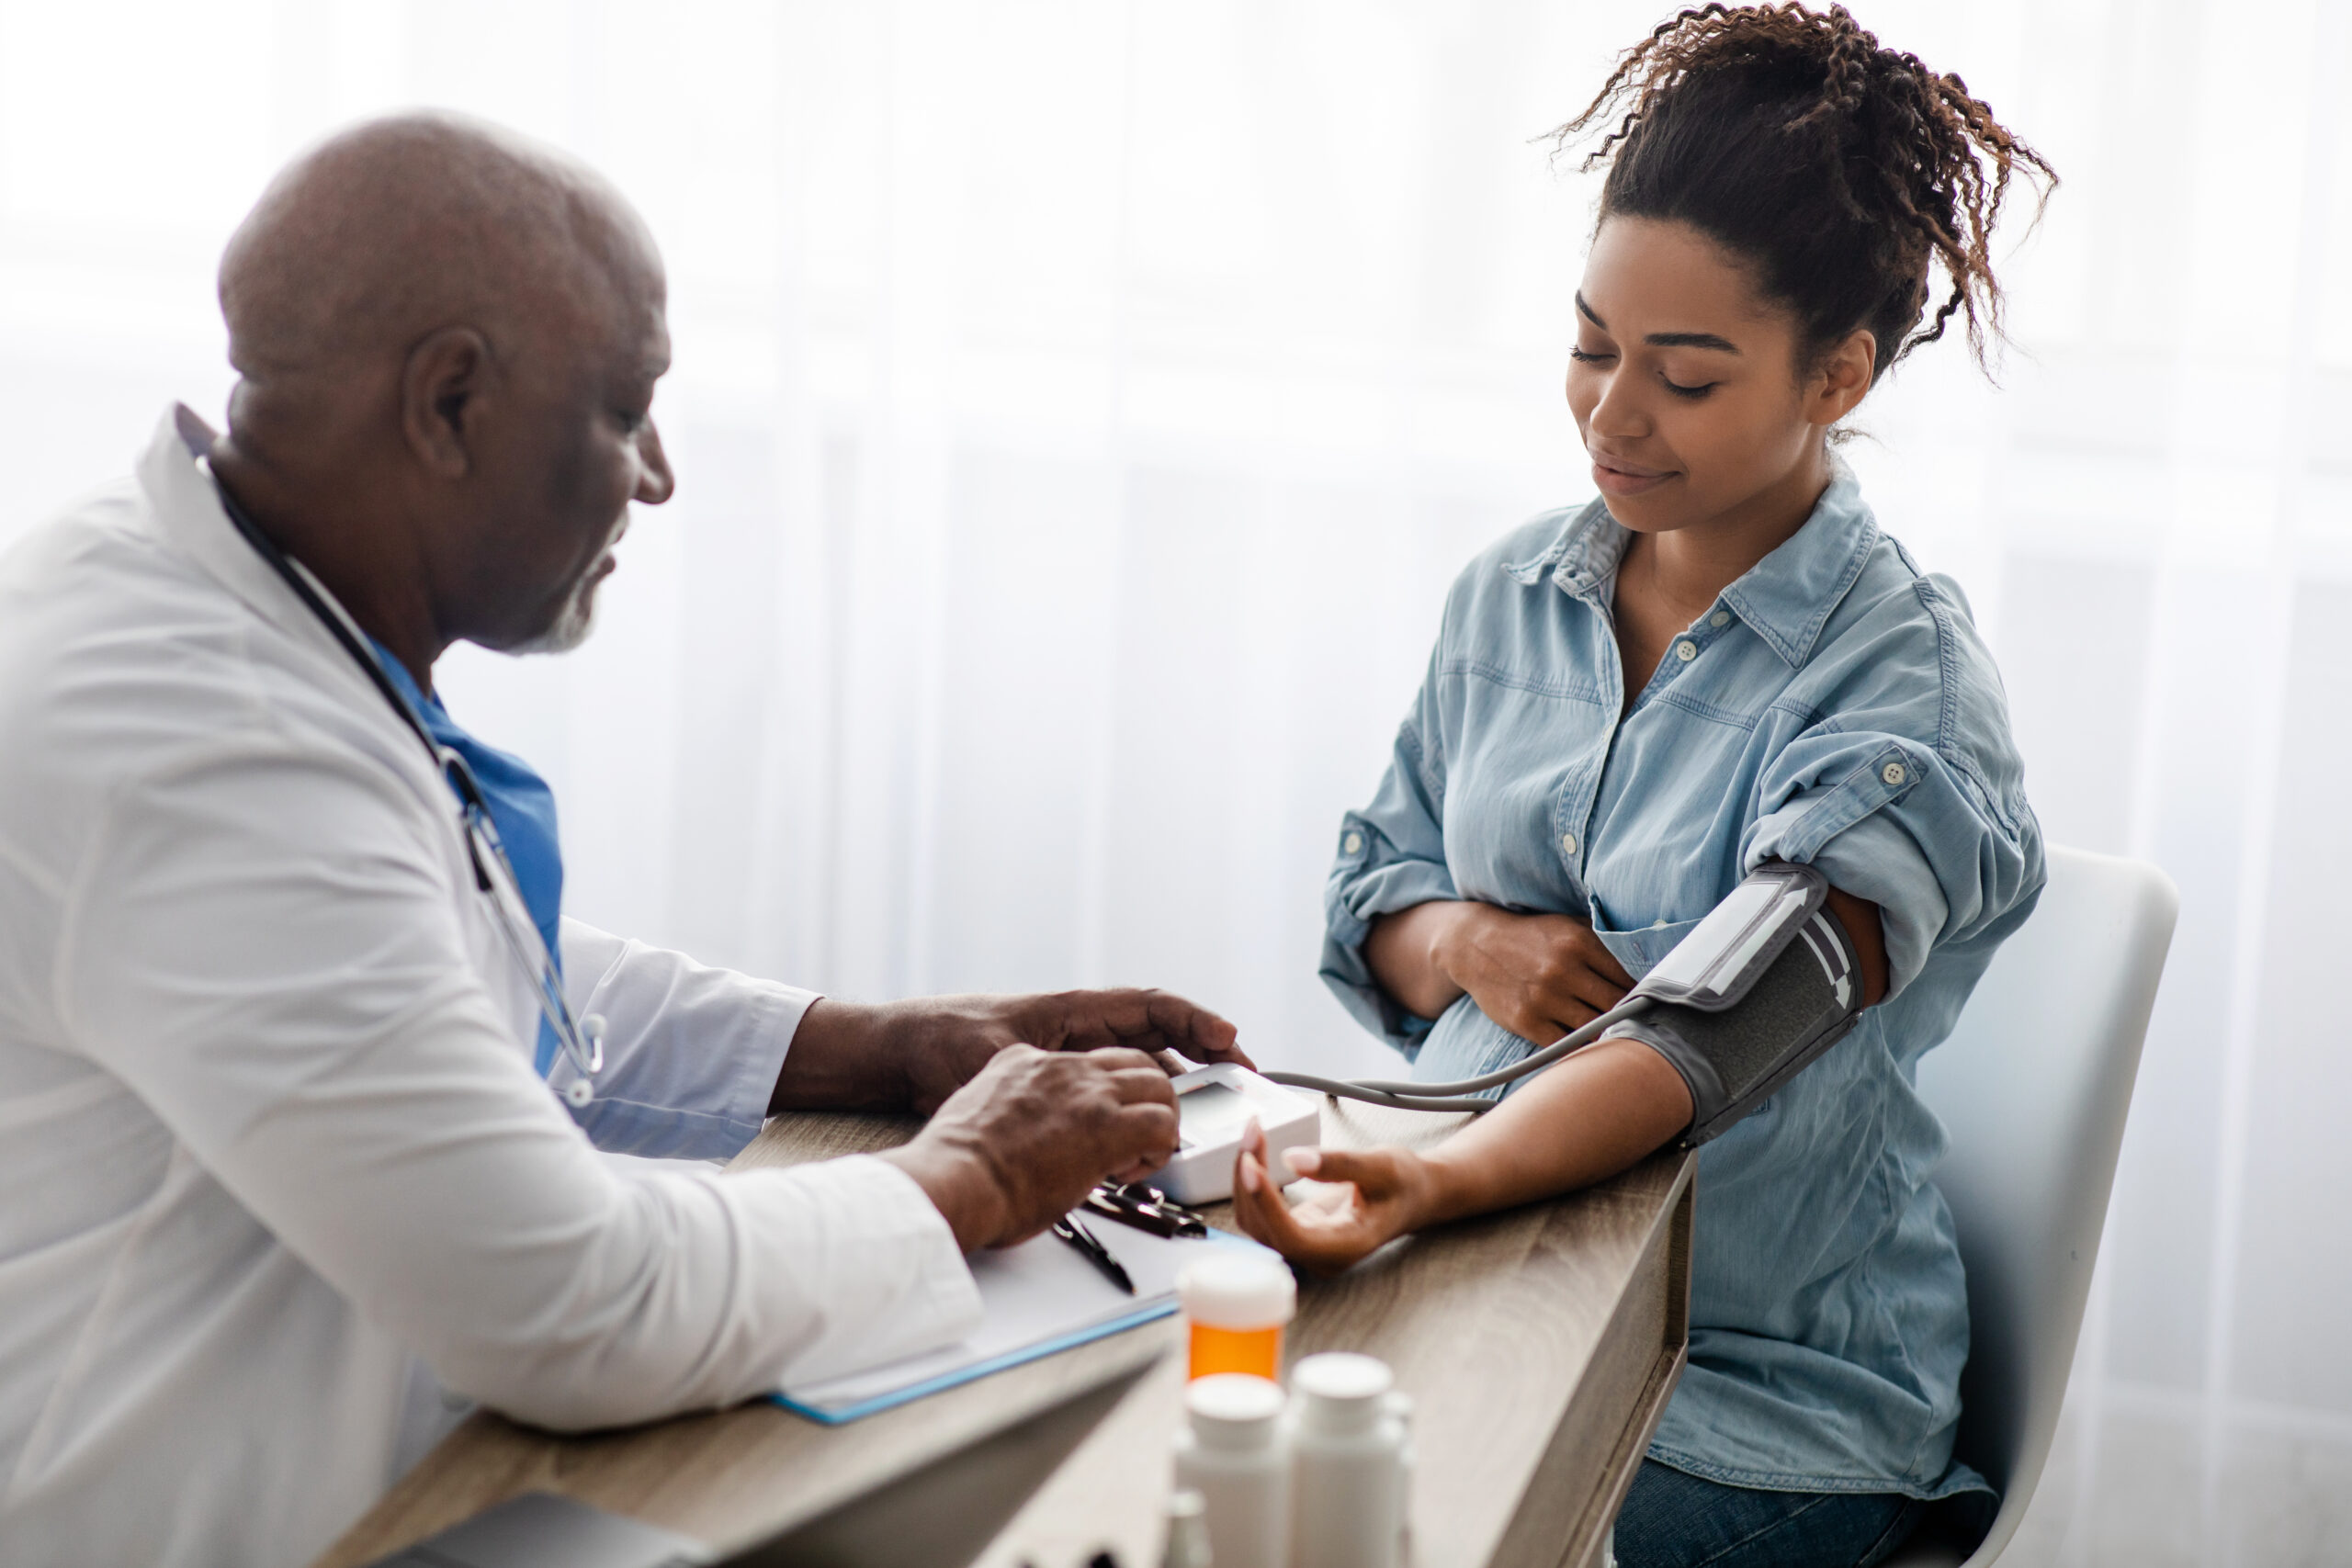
[1603,862,1861,1147]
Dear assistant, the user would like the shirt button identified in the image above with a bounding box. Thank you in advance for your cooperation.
[1710,610,1732,628]
[1341,830,1364,854]
[1561,833,1578,857]
[1882,761,1907,786]
[1674,640,1697,663]
[1653,917,1670,929]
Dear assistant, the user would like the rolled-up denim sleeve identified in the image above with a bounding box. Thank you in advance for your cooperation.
[1321,661,1457,1055]
[1742,727,2040,999]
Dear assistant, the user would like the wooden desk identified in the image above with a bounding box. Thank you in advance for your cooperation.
[317,1106,1693,1568]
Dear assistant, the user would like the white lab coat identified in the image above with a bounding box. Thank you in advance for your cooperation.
[0,409,984,1567]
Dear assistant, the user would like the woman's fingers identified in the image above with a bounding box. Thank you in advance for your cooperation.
[1232,1147,1389,1273]
[1539,999,1599,1037]
[1583,939,1635,993]
[1293,1145,1393,1194]
[1571,965,1630,1015]
[1231,1150,1312,1248]
[1230,1126,1295,1245]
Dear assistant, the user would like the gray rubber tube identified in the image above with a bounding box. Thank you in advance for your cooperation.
[1263,998,1650,1113]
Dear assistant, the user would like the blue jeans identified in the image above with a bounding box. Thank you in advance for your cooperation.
[1612,1461,1927,1568]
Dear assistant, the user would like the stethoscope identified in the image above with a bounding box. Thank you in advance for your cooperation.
[183,414,606,1106]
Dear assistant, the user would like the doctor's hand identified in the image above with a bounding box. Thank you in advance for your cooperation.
[777,988,1249,1118]
[1227,1120,1437,1276]
[1369,901,1634,1045]
[878,1043,1181,1252]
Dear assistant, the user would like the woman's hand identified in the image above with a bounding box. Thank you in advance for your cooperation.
[1372,901,1634,1043]
[1227,1120,1440,1275]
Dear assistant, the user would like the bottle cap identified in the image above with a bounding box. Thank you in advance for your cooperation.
[1292,1351,1394,1433]
[1161,1488,1212,1568]
[1184,1372,1285,1450]
[1177,1253,1295,1329]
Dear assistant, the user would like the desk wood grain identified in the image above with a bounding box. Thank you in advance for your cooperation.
[315,1106,1691,1568]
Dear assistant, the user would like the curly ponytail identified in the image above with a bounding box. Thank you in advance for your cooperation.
[1557,3,2054,380]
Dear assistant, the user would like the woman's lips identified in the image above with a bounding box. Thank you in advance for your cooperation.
[1589,454,1678,497]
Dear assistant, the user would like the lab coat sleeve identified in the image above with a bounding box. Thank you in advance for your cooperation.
[558,919,814,1160]
[52,738,981,1429]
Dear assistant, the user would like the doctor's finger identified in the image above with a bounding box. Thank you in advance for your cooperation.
[1100,1101,1179,1166]
[1094,1058,1182,1107]
[1136,991,1251,1068]
[1070,988,1250,1070]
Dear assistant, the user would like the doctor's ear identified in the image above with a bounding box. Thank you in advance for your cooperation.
[400,325,493,479]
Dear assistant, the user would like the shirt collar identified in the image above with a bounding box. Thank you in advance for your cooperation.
[364,631,451,727]
[1502,459,1880,669]
[1500,497,1629,595]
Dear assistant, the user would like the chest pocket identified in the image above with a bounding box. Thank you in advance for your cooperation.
[1591,914,1703,983]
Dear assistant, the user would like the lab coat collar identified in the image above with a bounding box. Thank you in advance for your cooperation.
[140,403,390,707]
[1501,457,1881,670]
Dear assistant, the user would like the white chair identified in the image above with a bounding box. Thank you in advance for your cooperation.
[1883,845,2178,1566]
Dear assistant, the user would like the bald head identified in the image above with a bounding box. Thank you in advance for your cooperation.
[208,112,674,681]
[221,113,654,411]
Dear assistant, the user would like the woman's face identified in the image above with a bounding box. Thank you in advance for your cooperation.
[1565,216,1871,538]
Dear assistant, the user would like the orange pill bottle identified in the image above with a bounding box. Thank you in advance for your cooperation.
[1178,1253,1296,1381]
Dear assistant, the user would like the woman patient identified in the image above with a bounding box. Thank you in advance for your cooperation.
[1231,7,2052,1566]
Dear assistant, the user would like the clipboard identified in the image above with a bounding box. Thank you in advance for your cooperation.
[774,1217,1273,1424]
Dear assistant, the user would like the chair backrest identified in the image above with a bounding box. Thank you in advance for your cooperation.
[1909,844,2177,1562]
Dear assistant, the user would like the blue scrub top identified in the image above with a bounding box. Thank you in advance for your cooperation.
[1320,463,2044,1501]
[368,639,567,1077]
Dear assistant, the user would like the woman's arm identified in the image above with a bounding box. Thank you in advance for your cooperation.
[1365,900,1638,1038]
[1230,1032,1691,1270]
[1238,888,1890,1272]
[1371,886,1888,1035]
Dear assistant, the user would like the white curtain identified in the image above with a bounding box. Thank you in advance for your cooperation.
[3,2,2346,1562]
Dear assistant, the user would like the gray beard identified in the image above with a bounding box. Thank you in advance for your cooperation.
[511,572,600,656]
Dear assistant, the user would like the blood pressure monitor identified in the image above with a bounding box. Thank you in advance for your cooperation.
[1146,1064,1322,1204]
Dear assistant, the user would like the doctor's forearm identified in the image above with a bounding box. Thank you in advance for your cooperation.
[1413,1036,1692,1227]
[769,999,910,1113]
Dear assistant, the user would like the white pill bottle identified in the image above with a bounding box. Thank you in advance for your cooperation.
[1289,1351,1410,1568]
[1171,1372,1290,1568]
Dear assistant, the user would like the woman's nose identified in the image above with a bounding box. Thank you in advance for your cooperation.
[1586,374,1648,443]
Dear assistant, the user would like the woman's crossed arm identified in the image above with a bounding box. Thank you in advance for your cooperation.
[1234,891,1886,1272]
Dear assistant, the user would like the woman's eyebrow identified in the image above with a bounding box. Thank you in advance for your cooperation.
[1573,294,1740,353]
[1646,331,1741,353]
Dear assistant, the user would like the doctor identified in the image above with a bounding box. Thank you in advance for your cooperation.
[0,114,1241,1568]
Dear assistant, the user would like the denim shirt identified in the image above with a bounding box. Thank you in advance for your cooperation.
[1321,464,2043,1498]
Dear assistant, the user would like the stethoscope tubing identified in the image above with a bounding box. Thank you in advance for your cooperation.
[196,434,604,1098]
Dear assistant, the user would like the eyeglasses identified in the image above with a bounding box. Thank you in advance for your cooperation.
[442,747,605,1108]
